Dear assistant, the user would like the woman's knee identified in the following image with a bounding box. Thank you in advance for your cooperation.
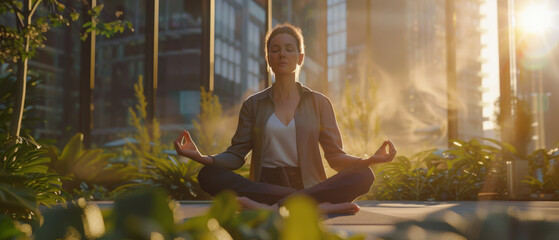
[347,166,375,193]
[197,165,222,193]
[197,165,210,183]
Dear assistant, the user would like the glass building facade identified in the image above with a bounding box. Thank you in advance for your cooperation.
[14,0,559,153]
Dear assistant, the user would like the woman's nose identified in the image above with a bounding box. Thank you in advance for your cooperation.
[279,49,286,57]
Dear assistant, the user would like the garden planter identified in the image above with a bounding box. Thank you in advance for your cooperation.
[529,193,554,200]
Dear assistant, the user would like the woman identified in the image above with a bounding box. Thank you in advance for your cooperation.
[174,23,396,214]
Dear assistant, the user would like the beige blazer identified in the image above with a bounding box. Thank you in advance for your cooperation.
[211,82,362,188]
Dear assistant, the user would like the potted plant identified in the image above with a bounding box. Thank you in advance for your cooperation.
[521,175,555,200]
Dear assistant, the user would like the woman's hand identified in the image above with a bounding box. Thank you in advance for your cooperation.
[174,130,214,165]
[367,140,397,165]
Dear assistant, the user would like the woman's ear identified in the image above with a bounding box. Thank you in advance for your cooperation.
[298,53,305,65]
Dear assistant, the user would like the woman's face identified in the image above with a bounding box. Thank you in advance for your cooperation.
[267,33,304,76]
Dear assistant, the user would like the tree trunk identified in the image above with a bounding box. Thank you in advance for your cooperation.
[9,39,29,140]
[9,0,32,140]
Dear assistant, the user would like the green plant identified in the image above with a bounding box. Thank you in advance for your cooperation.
[115,155,207,200]
[24,189,364,239]
[0,214,27,239]
[0,136,64,221]
[520,147,559,196]
[381,210,559,239]
[0,171,39,222]
[192,86,234,155]
[192,86,246,177]
[122,76,205,200]
[126,75,164,168]
[46,133,136,200]
[370,138,511,201]
[522,176,554,195]
[544,147,559,190]
[370,150,438,200]
[182,191,365,240]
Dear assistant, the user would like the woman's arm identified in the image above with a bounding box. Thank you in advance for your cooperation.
[174,98,254,170]
[318,95,396,170]
[210,98,254,170]
[317,95,365,170]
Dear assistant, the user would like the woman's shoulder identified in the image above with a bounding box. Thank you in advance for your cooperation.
[305,87,332,105]
[298,83,330,101]
[240,83,332,104]
[242,86,272,104]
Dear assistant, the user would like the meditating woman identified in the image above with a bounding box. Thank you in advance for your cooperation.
[174,23,396,214]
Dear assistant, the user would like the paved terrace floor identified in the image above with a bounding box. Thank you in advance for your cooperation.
[96,200,559,239]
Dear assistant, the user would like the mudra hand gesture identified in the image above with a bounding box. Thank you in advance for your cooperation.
[174,130,214,165]
[366,140,397,165]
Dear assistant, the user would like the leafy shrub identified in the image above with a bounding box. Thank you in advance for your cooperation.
[369,150,439,201]
[0,214,27,239]
[192,86,233,156]
[523,147,559,195]
[119,76,206,200]
[381,210,559,239]
[370,139,511,201]
[5,189,364,239]
[115,154,207,200]
[192,86,246,177]
[126,75,164,168]
[0,136,64,221]
[46,133,137,200]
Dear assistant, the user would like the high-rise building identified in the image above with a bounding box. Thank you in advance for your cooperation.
[479,0,501,142]
[19,0,555,152]
[455,0,484,141]
[328,0,485,153]
[21,0,327,147]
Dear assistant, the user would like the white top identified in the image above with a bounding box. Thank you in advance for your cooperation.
[261,113,299,168]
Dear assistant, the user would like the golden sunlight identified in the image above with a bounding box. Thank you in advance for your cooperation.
[518,3,552,35]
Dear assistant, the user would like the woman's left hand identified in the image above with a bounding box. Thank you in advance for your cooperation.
[367,140,397,165]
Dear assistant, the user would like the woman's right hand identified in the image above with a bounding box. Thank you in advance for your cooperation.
[174,130,214,165]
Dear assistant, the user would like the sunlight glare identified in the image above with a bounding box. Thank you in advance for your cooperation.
[518,3,552,34]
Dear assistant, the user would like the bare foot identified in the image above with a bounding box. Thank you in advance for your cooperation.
[237,197,278,211]
[318,202,360,215]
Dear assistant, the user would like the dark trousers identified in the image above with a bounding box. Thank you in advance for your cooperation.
[197,165,375,205]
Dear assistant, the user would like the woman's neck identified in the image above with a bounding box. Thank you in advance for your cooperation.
[273,74,298,99]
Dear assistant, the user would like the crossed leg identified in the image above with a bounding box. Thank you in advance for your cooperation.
[198,165,374,215]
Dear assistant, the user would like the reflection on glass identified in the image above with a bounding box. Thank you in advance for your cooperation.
[214,0,266,105]
[94,0,147,146]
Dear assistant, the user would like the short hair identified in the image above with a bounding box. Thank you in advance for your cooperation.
[264,23,305,66]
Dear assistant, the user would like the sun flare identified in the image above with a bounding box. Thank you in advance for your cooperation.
[518,3,553,34]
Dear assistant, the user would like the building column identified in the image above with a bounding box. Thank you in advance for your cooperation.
[445,0,458,144]
[264,0,272,88]
[80,0,96,148]
[201,0,215,92]
[498,0,527,199]
[145,0,159,124]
